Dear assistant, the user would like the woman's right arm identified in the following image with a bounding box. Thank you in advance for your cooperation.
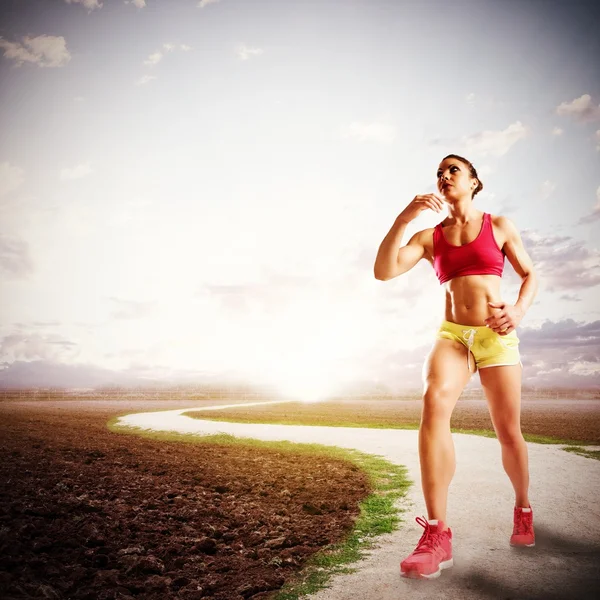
[373,194,443,281]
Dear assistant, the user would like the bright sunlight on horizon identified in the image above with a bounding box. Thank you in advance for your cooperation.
[1,0,599,396]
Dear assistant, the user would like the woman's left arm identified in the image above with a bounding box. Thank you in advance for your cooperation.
[485,216,538,335]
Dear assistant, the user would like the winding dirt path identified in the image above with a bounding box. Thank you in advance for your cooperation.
[116,403,600,600]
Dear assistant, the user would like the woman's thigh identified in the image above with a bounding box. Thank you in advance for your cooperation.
[479,364,523,439]
[422,338,473,418]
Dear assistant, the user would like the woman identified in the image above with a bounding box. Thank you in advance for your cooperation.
[374,154,538,580]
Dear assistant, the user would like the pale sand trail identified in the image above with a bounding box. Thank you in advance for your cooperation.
[116,402,600,600]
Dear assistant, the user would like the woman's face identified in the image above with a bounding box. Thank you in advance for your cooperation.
[436,158,477,200]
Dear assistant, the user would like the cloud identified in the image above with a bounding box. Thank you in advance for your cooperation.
[141,42,188,70]
[0,359,220,389]
[521,229,600,290]
[0,332,78,363]
[125,0,146,7]
[556,94,600,123]
[577,186,600,224]
[0,162,25,197]
[539,180,556,200]
[59,163,92,181]
[0,34,71,68]
[65,0,103,11]
[466,319,600,388]
[430,121,528,158]
[465,93,476,106]
[198,0,222,7]
[109,298,157,320]
[135,74,156,85]
[236,44,264,61]
[341,121,396,144]
[552,126,563,136]
[144,51,163,66]
[0,234,34,278]
[596,129,600,151]
[520,319,600,357]
[560,294,581,302]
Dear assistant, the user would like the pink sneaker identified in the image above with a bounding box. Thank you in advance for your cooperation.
[400,516,453,579]
[510,505,535,547]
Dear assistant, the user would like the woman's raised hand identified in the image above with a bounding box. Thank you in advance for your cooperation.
[398,194,444,223]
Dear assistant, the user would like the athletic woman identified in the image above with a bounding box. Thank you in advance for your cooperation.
[374,154,538,580]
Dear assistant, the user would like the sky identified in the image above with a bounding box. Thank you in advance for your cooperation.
[0,0,599,396]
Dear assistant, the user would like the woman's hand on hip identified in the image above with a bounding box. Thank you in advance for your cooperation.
[485,301,523,335]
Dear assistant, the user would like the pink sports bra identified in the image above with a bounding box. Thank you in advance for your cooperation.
[432,213,504,284]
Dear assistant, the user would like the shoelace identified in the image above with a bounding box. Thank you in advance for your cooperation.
[413,516,444,554]
[514,511,532,535]
[462,328,477,372]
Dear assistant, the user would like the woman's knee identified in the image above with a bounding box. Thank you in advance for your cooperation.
[495,426,525,447]
[421,386,457,423]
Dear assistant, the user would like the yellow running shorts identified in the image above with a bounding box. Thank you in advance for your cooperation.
[436,320,522,372]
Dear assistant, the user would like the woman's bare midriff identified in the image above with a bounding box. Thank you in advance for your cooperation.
[443,274,504,326]
[420,225,506,326]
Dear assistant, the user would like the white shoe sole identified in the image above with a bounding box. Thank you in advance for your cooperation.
[401,558,453,579]
[510,541,535,547]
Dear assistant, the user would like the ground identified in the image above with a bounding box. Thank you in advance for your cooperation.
[0,400,370,600]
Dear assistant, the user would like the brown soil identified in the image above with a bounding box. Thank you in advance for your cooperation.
[0,400,370,600]
[188,398,600,444]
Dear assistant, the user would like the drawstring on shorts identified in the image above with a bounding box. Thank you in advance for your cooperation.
[462,328,477,373]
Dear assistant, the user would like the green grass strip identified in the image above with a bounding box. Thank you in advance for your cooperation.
[107,417,412,599]
[561,446,600,461]
[183,413,593,447]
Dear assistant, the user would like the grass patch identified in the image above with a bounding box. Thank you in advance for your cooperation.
[107,417,412,600]
[184,413,591,447]
[561,446,600,461]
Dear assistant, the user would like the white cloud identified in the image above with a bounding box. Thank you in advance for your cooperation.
[125,0,146,7]
[539,180,556,200]
[431,122,528,158]
[59,163,93,181]
[0,35,71,68]
[0,162,25,197]
[552,126,563,136]
[522,230,600,290]
[560,294,581,302]
[341,121,396,144]
[578,186,600,224]
[519,319,600,386]
[144,51,163,66]
[461,121,528,157]
[135,74,156,85]
[465,92,476,105]
[142,43,188,69]
[556,94,600,122]
[199,0,222,7]
[0,332,77,362]
[236,44,264,61]
[0,234,34,278]
[596,129,600,151]
[65,0,103,11]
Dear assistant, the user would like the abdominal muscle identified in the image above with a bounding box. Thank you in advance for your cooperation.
[444,274,504,326]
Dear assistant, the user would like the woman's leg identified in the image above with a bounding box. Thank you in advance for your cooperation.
[420,338,473,525]
[479,364,530,507]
